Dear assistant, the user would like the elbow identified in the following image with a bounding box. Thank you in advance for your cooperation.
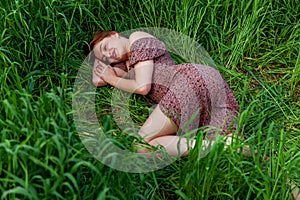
[92,74,99,87]
[92,78,106,87]
[92,79,98,87]
[136,84,151,95]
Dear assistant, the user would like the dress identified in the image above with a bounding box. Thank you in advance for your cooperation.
[112,37,240,139]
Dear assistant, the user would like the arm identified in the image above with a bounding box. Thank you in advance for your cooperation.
[93,71,106,87]
[92,59,128,87]
[98,60,153,95]
[96,31,156,93]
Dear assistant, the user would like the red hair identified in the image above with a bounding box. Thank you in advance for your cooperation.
[89,30,117,51]
[86,30,126,62]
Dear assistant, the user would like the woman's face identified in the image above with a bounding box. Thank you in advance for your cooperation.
[93,33,128,63]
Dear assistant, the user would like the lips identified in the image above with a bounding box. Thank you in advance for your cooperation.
[111,49,117,59]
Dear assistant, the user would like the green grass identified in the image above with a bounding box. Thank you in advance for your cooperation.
[0,0,299,199]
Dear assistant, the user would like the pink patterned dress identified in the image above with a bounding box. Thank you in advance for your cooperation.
[112,37,240,139]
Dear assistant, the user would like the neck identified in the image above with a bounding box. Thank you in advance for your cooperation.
[122,37,130,54]
[120,37,130,60]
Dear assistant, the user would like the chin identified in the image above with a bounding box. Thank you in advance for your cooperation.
[112,57,126,64]
[110,59,121,64]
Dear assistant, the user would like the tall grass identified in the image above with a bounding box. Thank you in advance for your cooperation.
[0,0,299,199]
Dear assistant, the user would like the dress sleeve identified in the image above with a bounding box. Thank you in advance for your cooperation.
[129,37,167,67]
[111,61,128,72]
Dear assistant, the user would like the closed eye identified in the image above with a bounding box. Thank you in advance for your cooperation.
[102,44,108,61]
[103,56,110,64]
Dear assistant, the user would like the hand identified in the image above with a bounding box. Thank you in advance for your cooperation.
[93,59,105,78]
[92,59,107,86]
[94,60,117,86]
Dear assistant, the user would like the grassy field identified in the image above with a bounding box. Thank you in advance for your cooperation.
[0,0,299,199]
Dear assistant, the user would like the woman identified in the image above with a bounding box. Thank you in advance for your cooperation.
[89,30,240,157]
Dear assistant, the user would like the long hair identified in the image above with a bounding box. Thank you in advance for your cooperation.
[84,30,117,63]
[89,30,117,51]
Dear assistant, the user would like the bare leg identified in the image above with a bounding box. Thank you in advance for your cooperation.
[136,105,179,155]
[142,132,235,157]
[136,105,250,157]
[148,136,196,157]
[138,105,178,142]
[136,105,223,156]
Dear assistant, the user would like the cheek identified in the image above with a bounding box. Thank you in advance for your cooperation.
[111,41,122,50]
[93,48,101,59]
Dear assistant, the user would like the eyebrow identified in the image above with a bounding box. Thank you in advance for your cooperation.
[99,43,103,53]
[98,43,103,60]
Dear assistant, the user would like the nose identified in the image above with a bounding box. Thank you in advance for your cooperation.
[103,50,111,61]
[103,49,111,58]
[104,50,110,57]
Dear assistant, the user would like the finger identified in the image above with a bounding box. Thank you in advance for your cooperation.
[95,68,104,76]
[105,65,114,72]
[94,68,100,76]
[94,58,100,67]
[94,66,103,75]
[107,65,113,70]
[96,65,106,73]
[97,59,107,67]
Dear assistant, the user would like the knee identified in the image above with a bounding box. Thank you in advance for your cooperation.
[136,147,149,154]
[135,138,152,154]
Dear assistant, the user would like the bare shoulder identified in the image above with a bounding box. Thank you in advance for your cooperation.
[129,31,155,45]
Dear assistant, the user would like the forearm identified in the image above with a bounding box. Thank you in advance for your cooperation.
[97,60,153,94]
[93,67,128,87]
[107,76,150,95]
[92,74,107,87]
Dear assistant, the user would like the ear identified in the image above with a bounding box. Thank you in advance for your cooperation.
[111,32,120,39]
